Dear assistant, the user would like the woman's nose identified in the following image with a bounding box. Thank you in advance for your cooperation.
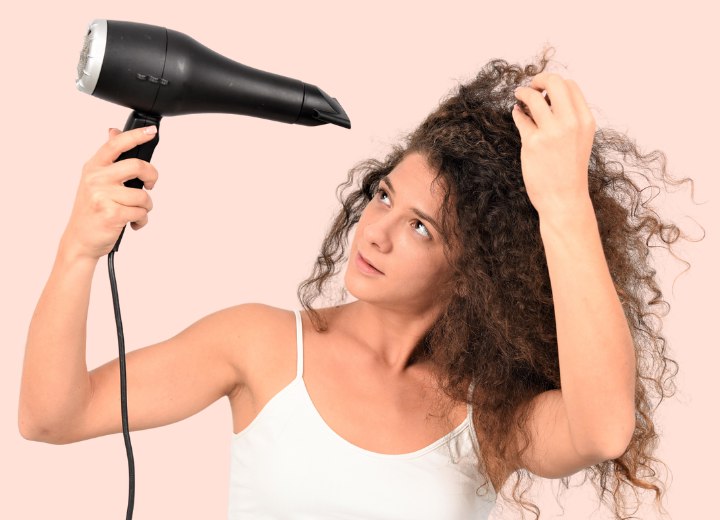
[363,215,392,250]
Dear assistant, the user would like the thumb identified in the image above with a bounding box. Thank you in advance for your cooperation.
[107,127,121,139]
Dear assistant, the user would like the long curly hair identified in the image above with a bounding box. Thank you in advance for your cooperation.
[296,46,702,519]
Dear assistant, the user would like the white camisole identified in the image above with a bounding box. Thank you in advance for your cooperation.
[227,309,496,519]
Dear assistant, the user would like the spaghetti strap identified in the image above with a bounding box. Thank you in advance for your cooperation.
[466,379,479,454]
[293,310,304,380]
[467,379,476,415]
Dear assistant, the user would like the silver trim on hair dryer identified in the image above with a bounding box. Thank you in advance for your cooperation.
[76,19,107,95]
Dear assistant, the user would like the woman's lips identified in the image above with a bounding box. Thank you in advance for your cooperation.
[357,251,384,275]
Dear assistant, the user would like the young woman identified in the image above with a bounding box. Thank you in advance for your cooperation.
[20,49,687,519]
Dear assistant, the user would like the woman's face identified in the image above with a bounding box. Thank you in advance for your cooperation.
[345,152,455,311]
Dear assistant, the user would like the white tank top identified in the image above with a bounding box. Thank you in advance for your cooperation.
[227,309,497,519]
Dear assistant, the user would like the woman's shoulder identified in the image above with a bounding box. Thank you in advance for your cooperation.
[220,303,331,373]
[207,303,293,385]
[223,303,338,398]
[206,302,289,339]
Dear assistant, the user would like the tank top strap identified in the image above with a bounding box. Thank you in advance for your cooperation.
[465,378,480,455]
[467,379,476,414]
[465,379,476,427]
[293,309,304,380]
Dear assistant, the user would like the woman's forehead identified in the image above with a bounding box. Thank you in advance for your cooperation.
[387,152,445,196]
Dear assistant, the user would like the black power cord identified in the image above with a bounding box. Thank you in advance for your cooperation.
[104,111,161,520]
[108,249,135,520]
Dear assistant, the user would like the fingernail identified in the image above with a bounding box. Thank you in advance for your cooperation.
[143,125,157,135]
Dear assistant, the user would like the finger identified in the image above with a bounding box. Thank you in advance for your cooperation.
[527,72,575,121]
[102,157,159,190]
[121,206,150,229]
[109,184,154,212]
[95,200,149,230]
[130,215,149,231]
[564,79,595,127]
[88,125,158,167]
[514,86,554,128]
[511,103,536,138]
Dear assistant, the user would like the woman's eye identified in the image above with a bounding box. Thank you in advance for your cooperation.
[375,188,390,204]
[375,187,431,238]
[412,220,430,237]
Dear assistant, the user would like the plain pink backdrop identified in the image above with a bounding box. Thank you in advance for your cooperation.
[2,1,716,518]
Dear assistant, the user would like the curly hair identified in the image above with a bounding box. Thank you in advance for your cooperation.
[296,46,702,519]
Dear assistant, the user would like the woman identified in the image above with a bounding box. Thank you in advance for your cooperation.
[20,48,690,519]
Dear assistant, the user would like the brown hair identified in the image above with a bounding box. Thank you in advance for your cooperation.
[296,46,702,519]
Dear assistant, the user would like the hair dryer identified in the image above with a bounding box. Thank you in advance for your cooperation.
[77,19,351,127]
[73,19,350,520]
[77,18,351,251]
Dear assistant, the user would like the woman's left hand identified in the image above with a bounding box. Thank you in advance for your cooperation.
[511,72,596,218]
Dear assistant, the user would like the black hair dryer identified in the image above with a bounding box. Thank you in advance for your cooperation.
[76,18,351,252]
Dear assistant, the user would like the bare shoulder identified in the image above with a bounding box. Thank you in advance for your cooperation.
[224,304,307,435]
[221,303,298,397]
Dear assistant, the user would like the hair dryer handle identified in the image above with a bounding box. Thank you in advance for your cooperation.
[111,111,162,253]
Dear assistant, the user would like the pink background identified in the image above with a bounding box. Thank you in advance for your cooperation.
[2,1,716,518]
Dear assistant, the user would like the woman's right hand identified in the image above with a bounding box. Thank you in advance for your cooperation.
[60,126,160,261]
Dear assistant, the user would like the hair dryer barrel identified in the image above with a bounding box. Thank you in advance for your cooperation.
[76,19,351,128]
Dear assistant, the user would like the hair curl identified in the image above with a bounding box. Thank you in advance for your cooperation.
[296,46,703,519]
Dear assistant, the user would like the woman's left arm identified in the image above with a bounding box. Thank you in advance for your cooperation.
[538,195,636,457]
[512,72,636,458]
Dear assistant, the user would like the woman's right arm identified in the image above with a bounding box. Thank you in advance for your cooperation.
[18,126,249,444]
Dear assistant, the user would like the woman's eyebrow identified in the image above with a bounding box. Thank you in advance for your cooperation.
[381,177,443,236]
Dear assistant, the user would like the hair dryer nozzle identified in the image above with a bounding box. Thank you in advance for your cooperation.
[299,84,351,129]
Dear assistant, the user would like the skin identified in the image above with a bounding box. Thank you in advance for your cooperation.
[335,72,596,381]
[22,73,626,489]
[512,72,596,216]
[340,151,455,377]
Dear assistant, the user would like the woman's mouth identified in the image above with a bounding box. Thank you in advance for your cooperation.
[356,251,384,275]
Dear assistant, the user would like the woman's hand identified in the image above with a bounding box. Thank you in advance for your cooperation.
[59,127,160,261]
[511,72,596,218]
